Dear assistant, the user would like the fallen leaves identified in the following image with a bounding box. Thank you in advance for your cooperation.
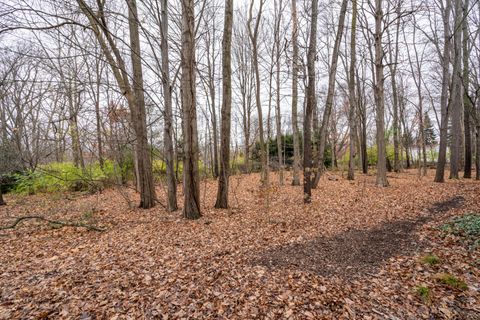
[0,170,479,319]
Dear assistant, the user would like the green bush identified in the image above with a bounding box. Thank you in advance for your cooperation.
[13,161,117,194]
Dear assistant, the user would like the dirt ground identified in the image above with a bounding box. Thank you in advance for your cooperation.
[0,170,479,319]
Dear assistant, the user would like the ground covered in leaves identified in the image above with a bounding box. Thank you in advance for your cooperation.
[1,170,479,319]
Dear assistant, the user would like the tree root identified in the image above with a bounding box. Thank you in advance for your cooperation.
[0,216,105,232]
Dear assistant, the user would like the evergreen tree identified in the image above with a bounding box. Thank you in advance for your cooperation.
[423,112,437,147]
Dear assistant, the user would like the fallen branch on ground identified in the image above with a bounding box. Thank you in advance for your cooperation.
[0,216,106,231]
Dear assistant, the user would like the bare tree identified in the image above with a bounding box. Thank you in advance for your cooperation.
[449,0,463,179]
[215,0,233,208]
[304,0,318,203]
[181,0,201,219]
[248,0,267,186]
[160,0,178,211]
[312,0,348,188]
[374,0,388,187]
[434,0,452,182]
[347,0,358,180]
[463,0,472,179]
[273,0,286,185]
[290,0,301,186]
[77,0,156,208]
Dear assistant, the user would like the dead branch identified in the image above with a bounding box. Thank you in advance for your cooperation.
[0,216,105,232]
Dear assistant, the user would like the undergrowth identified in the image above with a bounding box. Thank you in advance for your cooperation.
[441,214,480,250]
[13,161,118,194]
[434,273,468,290]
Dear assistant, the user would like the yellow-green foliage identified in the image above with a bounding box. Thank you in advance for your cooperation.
[152,159,211,178]
[14,161,117,194]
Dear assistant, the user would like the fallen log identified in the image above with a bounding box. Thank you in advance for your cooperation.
[0,216,105,232]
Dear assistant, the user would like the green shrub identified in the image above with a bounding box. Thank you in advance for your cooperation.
[13,161,117,194]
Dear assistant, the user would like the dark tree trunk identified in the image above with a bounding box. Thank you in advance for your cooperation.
[434,0,452,182]
[291,0,301,186]
[463,0,472,179]
[347,0,357,180]
[449,0,463,179]
[128,0,156,208]
[374,0,388,187]
[303,0,318,203]
[181,0,201,219]
[215,0,233,209]
[161,0,178,211]
[0,186,5,206]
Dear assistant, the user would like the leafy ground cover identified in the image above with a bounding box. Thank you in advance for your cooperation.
[0,170,479,319]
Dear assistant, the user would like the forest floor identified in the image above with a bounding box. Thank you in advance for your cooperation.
[0,169,479,319]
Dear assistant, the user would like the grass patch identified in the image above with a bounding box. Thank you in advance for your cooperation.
[420,254,440,266]
[434,273,468,290]
[415,286,431,303]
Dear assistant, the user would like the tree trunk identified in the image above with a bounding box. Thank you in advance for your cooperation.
[291,0,301,186]
[303,0,318,203]
[68,80,85,170]
[161,0,178,211]
[357,71,368,174]
[388,3,401,173]
[476,97,480,180]
[78,0,157,208]
[0,185,5,206]
[274,0,284,185]
[312,0,348,188]
[463,0,472,178]
[374,0,388,187]
[181,0,201,219]
[434,0,452,182]
[449,0,463,179]
[215,0,233,209]
[128,0,156,208]
[347,0,357,181]
[94,60,104,168]
[248,0,267,186]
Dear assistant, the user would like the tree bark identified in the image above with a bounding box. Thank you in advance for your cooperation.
[463,0,472,179]
[374,0,388,187]
[181,0,201,219]
[215,0,233,209]
[291,0,301,186]
[247,0,267,186]
[304,0,318,203]
[128,0,156,208]
[160,0,178,211]
[274,0,284,185]
[347,0,357,181]
[94,59,104,168]
[449,0,463,179]
[387,3,402,173]
[434,0,452,182]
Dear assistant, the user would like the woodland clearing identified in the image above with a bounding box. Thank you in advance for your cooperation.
[0,170,479,319]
